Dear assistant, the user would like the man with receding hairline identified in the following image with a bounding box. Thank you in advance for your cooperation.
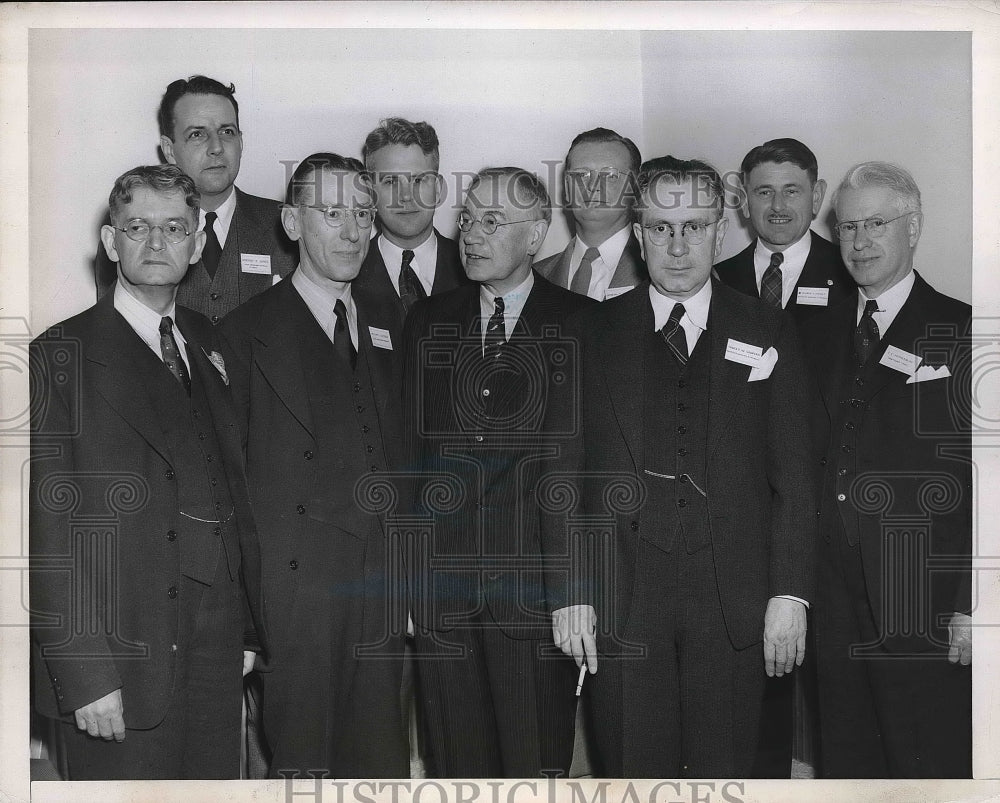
[95,75,297,321]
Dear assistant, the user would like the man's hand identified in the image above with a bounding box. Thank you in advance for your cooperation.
[763,597,807,677]
[74,689,125,742]
[553,604,598,673]
[947,612,972,665]
[243,650,257,677]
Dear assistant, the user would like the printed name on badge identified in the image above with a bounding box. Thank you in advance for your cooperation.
[369,326,393,350]
[604,285,634,300]
[796,286,829,306]
[724,338,763,367]
[241,253,272,274]
[879,344,921,376]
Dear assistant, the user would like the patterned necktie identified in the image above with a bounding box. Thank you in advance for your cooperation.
[159,316,191,395]
[333,298,357,371]
[484,296,506,360]
[854,298,880,366]
[660,302,689,365]
[570,247,600,296]
[760,251,784,308]
[398,249,427,312]
[201,211,222,279]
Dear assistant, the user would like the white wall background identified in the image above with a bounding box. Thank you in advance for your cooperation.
[28,28,970,333]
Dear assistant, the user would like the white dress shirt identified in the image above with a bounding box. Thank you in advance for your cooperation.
[479,271,535,352]
[198,185,237,249]
[753,231,812,308]
[114,282,189,372]
[855,270,915,334]
[567,226,631,301]
[291,268,359,349]
[379,230,438,297]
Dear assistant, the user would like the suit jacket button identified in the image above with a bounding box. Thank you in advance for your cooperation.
[370,465,378,472]
[474,435,484,442]
[841,445,852,453]
[678,498,687,507]
[211,315,220,324]
[296,504,306,514]
[819,457,827,466]
[844,421,855,430]
[304,450,314,460]
[630,521,639,531]
[362,425,370,434]
[213,526,222,536]
[166,530,177,542]
[167,586,178,599]
[164,469,175,479]
[366,445,374,453]
[210,292,220,301]
[289,560,298,570]
[837,493,847,502]
[676,425,687,434]
[356,405,365,413]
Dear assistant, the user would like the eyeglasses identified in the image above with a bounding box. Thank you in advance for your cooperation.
[116,219,193,244]
[298,205,376,229]
[458,212,541,236]
[833,212,913,241]
[641,218,720,246]
[565,167,627,184]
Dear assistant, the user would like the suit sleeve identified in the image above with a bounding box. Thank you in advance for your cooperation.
[763,313,818,603]
[30,337,123,715]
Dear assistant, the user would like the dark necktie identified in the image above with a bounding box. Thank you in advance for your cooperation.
[201,211,222,280]
[398,249,427,312]
[484,296,506,360]
[570,246,600,296]
[660,302,689,365]
[854,298,880,366]
[760,251,784,308]
[333,298,357,371]
[159,316,191,395]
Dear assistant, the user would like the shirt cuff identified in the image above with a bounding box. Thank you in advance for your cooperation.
[774,594,809,609]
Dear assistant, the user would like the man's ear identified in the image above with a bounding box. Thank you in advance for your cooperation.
[190,229,207,266]
[811,178,828,217]
[100,224,120,264]
[632,221,646,262]
[281,205,302,241]
[160,135,176,165]
[526,220,550,256]
[907,210,923,248]
[713,216,729,259]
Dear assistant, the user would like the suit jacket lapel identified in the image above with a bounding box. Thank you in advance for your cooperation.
[723,242,759,297]
[251,281,315,435]
[863,274,933,399]
[609,233,646,289]
[604,288,647,467]
[87,296,174,465]
[549,242,574,289]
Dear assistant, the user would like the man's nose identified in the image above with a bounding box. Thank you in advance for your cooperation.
[770,191,787,211]
[206,132,222,155]
[146,226,166,250]
[340,214,361,242]
[852,224,873,249]
[668,232,689,257]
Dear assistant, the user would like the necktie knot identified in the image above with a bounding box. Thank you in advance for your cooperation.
[398,249,426,311]
[401,249,414,269]
[570,247,601,295]
[769,251,784,269]
[159,315,174,336]
[863,299,879,317]
[661,302,689,365]
[493,296,505,316]
[484,296,506,359]
[333,298,349,331]
[204,211,218,228]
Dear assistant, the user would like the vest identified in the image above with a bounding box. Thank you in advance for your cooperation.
[642,326,711,554]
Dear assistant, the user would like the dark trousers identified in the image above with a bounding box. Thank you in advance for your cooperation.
[815,531,971,778]
[592,540,765,778]
[413,611,577,778]
[62,569,244,780]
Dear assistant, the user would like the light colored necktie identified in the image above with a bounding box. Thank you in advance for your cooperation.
[570,246,600,296]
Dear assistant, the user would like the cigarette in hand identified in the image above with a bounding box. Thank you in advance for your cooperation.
[575,662,588,697]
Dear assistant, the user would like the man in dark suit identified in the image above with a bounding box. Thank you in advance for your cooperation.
[543,156,816,777]
[802,161,971,778]
[354,117,466,345]
[95,76,297,321]
[31,165,264,779]
[218,153,409,779]
[402,167,590,777]
[715,138,853,326]
[533,128,646,300]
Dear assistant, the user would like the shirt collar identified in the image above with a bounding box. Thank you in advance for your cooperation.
[378,229,438,290]
[574,225,631,272]
[292,266,355,321]
[479,270,535,339]
[649,279,712,333]
[753,229,812,273]
[199,185,238,242]
[856,269,915,330]
[113,280,184,356]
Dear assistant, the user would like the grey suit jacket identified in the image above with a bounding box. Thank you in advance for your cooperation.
[533,230,647,299]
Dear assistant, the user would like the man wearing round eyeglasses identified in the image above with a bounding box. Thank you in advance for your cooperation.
[402,167,591,776]
[544,155,816,777]
[534,127,647,301]
[31,165,267,778]
[218,153,409,778]
[801,162,972,778]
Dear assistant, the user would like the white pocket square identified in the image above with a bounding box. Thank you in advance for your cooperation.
[906,364,951,384]
[748,347,778,382]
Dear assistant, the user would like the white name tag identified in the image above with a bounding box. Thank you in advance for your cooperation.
[369,326,393,350]
[796,286,829,306]
[879,344,921,376]
[724,338,763,367]
[604,285,633,300]
[241,253,271,274]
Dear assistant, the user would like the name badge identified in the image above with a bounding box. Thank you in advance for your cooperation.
[604,285,634,300]
[241,253,271,274]
[796,286,829,306]
[879,344,921,376]
[369,326,393,350]
[724,338,763,367]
